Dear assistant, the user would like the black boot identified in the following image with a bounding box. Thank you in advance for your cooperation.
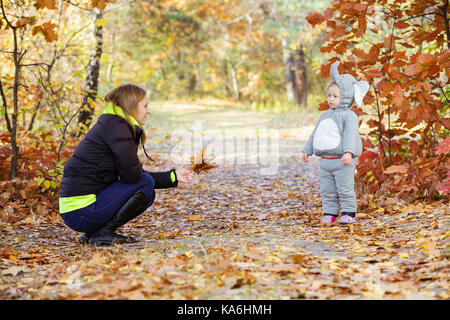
[77,233,91,245]
[89,190,150,246]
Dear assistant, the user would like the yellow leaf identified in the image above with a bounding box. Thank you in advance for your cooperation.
[44,180,51,189]
[187,215,202,221]
[95,18,108,28]
[439,292,449,299]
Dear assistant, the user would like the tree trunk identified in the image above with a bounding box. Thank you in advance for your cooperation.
[187,73,197,96]
[442,0,449,49]
[106,25,116,82]
[1,0,21,179]
[10,51,19,179]
[291,46,307,106]
[222,61,232,97]
[78,9,104,132]
[281,37,295,102]
[228,61,240,101]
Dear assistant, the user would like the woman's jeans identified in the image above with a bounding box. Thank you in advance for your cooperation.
[62,172,155,233]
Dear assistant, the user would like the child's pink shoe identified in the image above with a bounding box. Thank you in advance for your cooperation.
[337,215,356,224]
[321,215,336,224]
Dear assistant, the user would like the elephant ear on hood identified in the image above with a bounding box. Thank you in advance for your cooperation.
[330,61,341,84]
[354,81,370,107]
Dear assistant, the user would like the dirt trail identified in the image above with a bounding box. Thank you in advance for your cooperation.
[0,102,448,299]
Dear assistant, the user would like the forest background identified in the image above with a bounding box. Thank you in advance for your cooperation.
[0,0,449,301]
[0,0,449,220]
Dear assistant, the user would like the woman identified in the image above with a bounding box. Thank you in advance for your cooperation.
[59,84,194,246]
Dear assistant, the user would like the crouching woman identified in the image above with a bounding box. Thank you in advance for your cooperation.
[59,84,193,246]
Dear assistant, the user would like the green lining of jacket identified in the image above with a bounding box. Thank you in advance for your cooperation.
[102,102,141,128]
[59,194,96,214]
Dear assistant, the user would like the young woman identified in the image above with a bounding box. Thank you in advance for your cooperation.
[59,84,194,245]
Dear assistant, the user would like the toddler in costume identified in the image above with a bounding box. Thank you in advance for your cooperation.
[301,61,369,224]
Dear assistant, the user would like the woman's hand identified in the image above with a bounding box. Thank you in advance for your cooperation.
[341,152,353,166]
[301,152,310,163]
[176,170,194,183]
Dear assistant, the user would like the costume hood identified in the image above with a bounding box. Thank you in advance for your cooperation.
[330,61,369,109]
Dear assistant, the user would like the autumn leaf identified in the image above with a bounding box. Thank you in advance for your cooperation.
[35,0,57,10]
[187,215,202,221]
[190,147,217,174]
[392,84,407,110]
[405,63,418,76]
[395,20,410,29]
[91,0,107,10]
[15,17,36,28]
[436,137,450,155]
[384,165,408,174]
[318,100,329,111]
[323,8,333,20]
[32,22,58,42]
[436,172,450,195]
[306,12,325,26]
[354,4,368,11]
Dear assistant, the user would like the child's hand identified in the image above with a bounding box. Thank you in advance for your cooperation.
[341,152,353,166]
[176,170,194,183]
[301,152,310,163]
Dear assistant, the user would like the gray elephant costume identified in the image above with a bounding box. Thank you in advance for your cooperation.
[303,61,369,216]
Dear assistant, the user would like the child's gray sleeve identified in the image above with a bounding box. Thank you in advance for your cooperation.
[342,112,359,155]
[303,123,318,155]
[303,131,314,155]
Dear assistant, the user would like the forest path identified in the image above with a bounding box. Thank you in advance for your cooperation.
[0,101,448,300]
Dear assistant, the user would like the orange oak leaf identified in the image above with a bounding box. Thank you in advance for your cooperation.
[32,22,58,42]
[91,0,107,10]
[35,0,56,9]
[354,3,368,11]
[306,12,325,26]
[384,165,408,174]
[436,137,450,155]
[392,84,407,109]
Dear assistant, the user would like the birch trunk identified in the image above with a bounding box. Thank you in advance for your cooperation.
[281,37,295,102]
[78,9,104,131]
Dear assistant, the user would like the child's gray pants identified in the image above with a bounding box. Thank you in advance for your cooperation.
[319,157,356,215]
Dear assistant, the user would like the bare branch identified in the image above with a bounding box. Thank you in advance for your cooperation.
[0,77,12,133]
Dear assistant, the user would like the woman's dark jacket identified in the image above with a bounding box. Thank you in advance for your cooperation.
[59,114,177,197]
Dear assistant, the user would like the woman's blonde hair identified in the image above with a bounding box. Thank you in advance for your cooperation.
[104,83,147,144]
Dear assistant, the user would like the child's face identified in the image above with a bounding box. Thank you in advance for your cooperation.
[327,84,341,109]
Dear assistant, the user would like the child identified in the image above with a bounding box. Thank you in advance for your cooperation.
[301,61,369,224]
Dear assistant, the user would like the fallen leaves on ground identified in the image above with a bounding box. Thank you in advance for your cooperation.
[0,113,448,300]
